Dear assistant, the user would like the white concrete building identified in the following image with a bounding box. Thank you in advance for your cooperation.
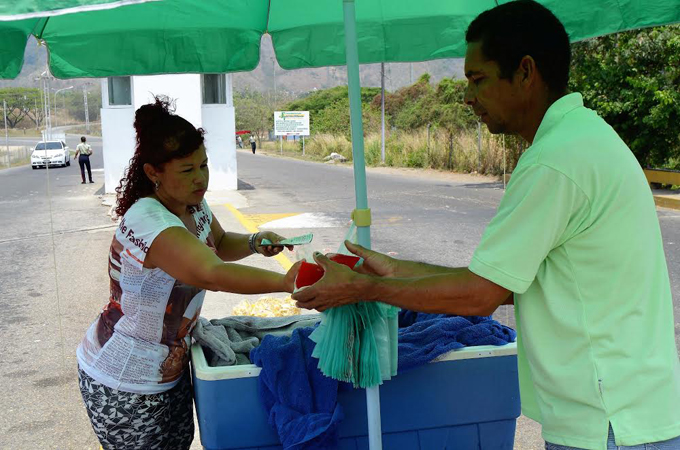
[100,74,237,194]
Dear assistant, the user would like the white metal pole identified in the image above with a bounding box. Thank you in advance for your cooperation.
[4,100,10,169]
[54,86,73,130]
[83,87,90,134]
[45,76,52,140]
[41,78,48,140]
[477,121,482,171]
[503,135,507,190]
[53,90,58,128]
[381,63,385,164]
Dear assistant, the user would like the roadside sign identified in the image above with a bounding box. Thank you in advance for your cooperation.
[274,111,309,136]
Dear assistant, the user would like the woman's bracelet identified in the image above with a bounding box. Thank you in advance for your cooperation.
[248,232,260,254]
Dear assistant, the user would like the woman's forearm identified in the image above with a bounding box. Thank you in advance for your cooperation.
[205,263,287,294]
[216,232,253,261]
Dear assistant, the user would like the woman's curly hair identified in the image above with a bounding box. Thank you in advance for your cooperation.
[115,97,205,217]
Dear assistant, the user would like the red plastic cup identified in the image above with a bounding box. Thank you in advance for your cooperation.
[328,254,361,269]
[294,255,361,289]
[295,261,325,289]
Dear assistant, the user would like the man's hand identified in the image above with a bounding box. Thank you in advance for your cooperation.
[256,231,294,257]
[341,241,399,277]
[292,252,366,311]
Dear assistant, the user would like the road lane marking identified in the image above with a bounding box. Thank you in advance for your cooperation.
[224,204,293,270]
[242,213,299,228]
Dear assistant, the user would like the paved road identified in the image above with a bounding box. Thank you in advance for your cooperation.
[0,142,677,449]
[236,149,680,343]
[0,135,106,450]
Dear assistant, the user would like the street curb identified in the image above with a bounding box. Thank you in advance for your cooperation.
[654,195,680,211]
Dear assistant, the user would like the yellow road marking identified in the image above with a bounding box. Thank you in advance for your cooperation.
[242,212,299,228]
[224,204,294,270]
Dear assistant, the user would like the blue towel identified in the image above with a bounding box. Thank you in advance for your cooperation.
[250,313,516,448]
[397,310,517,372]
[250,327,344,450]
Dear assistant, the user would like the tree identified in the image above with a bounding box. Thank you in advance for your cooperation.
[63,88,101,123]
[234,90,274,146]
[288,86,381,132]
[429,79,476,168]
[0,87,42,128]
[570,25,680,168]
[312,97,381,138]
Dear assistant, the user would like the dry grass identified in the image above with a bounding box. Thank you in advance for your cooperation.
[67,123,102,137]
[288,128,521,175]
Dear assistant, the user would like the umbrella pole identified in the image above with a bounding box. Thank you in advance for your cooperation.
[342,1,382,449]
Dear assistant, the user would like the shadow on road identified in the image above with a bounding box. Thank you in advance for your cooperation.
[238,179,255,190]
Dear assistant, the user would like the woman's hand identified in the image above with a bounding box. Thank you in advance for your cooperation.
[256,231,294,257]
[283,260,303,293]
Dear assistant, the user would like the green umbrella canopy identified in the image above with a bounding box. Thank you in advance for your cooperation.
[1,0,679,79]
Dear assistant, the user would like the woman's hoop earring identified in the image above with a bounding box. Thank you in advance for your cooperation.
[154,180,160,191]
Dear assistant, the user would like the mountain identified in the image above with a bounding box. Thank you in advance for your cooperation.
[2,35,465,95]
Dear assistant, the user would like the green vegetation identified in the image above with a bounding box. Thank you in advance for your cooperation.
[0,85,101,131]
[0,87,44,129]
[570,25,680,169]
[237,25,679,175]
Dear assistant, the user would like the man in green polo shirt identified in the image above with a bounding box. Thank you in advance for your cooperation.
[293,1,680,449]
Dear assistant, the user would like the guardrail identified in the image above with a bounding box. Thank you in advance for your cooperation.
[644,168,680,186]
[0,145,32,169]
[644,169,680,210]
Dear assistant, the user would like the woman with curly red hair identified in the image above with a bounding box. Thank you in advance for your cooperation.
[76,98,299,450]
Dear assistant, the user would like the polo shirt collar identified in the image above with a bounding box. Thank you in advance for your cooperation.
[533,92,583,144]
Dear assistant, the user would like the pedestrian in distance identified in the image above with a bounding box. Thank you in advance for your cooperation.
[249,134,256,154]
[237,134,243,149]
[76,97,300,450]
[74,136,93,184]
[293,2,680,449]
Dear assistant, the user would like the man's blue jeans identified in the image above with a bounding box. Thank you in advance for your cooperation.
[545,425,680,450]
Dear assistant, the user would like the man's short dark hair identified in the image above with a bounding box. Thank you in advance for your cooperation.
[81,136,86,142]
[466,0,571,94]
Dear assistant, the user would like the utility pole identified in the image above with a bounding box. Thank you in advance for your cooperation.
[36,71,53,141]
[477,121,482,172]
[380,62,385,164]
[4,100,10,168]
[34,98,39,130]
[83,86,90,134]
[272,57,281,152]
[53,86,73,128]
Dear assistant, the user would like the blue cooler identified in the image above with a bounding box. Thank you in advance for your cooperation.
[192,342,520,450]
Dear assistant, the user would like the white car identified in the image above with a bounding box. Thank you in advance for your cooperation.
[31,140,71,169]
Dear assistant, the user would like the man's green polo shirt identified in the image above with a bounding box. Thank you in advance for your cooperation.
[469,93,680,450]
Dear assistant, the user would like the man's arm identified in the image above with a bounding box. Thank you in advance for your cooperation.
[343,241,467,278]
[293,253,511,316]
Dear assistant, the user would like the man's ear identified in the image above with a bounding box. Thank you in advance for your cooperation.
[517,55,538,89]
[143,163,158,184]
